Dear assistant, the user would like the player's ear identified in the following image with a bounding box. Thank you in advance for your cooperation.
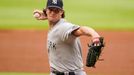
[59,10,63,15]
[61,10,65,18]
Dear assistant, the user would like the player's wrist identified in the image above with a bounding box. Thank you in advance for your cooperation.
[92,37,101,46]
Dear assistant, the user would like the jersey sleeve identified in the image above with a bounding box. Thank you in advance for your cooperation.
[60,23,80,41]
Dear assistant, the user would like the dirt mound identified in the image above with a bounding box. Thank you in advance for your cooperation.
[0,30,134,75]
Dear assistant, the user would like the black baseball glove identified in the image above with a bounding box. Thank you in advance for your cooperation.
[86,37,105,67]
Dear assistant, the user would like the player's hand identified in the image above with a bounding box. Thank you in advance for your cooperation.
[33,9,47,20]
[92,37,101,46]
[86,37,104,67]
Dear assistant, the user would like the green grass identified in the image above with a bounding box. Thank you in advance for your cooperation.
[0,72,48,75]
[0,0,134,30]
[0,72,106,75]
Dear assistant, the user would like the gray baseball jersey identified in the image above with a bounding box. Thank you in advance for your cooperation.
[47,19,83,72]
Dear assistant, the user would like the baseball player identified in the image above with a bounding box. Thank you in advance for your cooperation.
[33,0,101,75]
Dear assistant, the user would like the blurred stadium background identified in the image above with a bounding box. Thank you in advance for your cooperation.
[0,0,134,30]
[0,0,134,75]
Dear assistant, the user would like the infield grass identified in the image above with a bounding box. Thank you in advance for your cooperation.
[0,0,134,30]
[0,72,48,75]
[0,72,107,75]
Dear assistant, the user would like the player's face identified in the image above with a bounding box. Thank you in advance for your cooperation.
[46,7,63,23]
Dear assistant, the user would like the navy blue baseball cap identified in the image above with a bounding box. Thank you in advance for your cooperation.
[46,0,63,9]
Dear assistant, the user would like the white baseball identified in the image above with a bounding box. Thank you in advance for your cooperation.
[33,12,41,18]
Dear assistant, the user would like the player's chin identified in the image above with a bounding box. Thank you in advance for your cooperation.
[48,18,59,23]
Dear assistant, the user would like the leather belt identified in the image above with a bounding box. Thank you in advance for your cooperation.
[52,70,75,75]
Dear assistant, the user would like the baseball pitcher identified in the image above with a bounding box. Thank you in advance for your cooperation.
[33,0,104,75]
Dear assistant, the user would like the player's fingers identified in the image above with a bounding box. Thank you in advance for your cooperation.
[94,43,97,46]
[97,43,100,46]
[33,9,43,14]
[92,37,101,46]
[37,15,47,20]
[93,42,101,46]
[33,9,39,14]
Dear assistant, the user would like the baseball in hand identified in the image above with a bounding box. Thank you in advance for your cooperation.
[33,12,41,18]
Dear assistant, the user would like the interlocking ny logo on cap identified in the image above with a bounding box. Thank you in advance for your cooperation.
[52,0,57,4]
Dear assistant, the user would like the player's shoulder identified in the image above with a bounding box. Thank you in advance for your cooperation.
[60,19,76,27]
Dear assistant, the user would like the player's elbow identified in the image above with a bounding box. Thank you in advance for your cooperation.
[72,26,91,37]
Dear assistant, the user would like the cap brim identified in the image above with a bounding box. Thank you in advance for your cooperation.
[47,6,62,10]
